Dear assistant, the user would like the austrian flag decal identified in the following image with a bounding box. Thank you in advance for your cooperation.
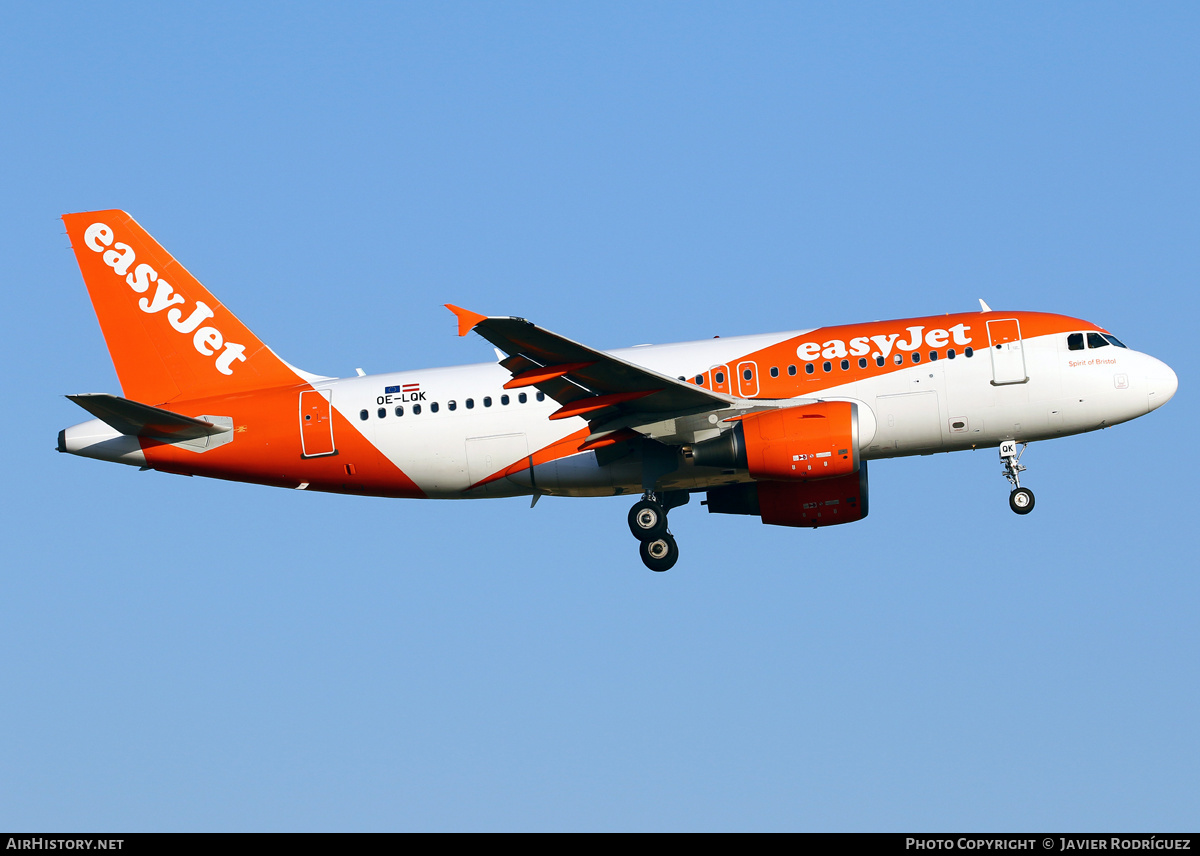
[382,383,425,402]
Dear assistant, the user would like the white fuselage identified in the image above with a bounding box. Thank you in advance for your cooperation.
[316,327,1174,499]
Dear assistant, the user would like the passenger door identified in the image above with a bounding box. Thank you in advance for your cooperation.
[986,318,1028,385]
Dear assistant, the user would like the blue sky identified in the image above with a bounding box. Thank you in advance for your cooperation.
[2,3,1197,831]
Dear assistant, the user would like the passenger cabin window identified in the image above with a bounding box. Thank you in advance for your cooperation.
[805,364,814,374]
[876,356,885,367]
[858,358,867,369]
[788,365,797,376]
[840,359,849,370]
[823,361,832,372]
[770,367,779,378]
[536,392,545,402]
[395,406,404,417]
[715,371,725,384]
[912,353,921,364]
[377,407,386,418]
[1068,333,1085,351]
[501,394,510,405]
[518,392,527,404]
[466,399,474,409]
[947,349,956,359]
[359,409,368,421]
[413,404,422,415]
[430,402,439,413]
[483,397,492,407]
[448,400,457,411]
[964,347,974,357]
[743,368,753,381]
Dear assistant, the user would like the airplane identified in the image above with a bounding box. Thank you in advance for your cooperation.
[58,210,1178,571]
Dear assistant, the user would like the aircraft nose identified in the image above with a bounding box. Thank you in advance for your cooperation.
[1146,359,1178,413]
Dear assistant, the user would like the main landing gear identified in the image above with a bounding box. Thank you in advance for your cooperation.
[628,492,682,572]
[1000,440,1035,515]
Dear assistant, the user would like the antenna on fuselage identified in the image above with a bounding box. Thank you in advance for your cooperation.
[978,299,993,312]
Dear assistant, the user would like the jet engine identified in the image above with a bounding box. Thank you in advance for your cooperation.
[695,401,867,528]
[692,400,860,480]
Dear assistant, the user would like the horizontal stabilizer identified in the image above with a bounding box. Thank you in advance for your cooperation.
[66,393,229,442]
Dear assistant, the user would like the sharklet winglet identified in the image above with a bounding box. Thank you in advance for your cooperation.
[445,304,489,337]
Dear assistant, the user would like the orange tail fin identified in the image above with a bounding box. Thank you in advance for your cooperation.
[63,210,303,405]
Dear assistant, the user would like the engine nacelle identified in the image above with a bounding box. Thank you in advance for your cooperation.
[692,401,860,481]
[703,463,869,528]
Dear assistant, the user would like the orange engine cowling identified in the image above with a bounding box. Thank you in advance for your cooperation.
[703,464,869,528]
[692,400,860,481]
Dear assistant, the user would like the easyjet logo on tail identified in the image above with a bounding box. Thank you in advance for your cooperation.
[82,222,247,376]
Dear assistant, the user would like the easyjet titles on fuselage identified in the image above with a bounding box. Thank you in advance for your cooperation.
[82,222,247,376]
[795,323,973,362]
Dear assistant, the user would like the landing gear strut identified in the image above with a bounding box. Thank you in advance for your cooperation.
[628,491,682,571]
[1000,440,1035,515]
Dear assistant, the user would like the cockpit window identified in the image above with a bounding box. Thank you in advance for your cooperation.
[1103,334,1127,349]
[1068,333,1084,351]
[1087,332,1110,349]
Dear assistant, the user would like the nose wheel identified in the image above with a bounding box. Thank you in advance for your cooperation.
[1000,440,1035,515]
[1009,487,1035,514]
[628,493,680,571]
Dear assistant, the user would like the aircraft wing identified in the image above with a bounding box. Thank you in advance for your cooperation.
[446,305,736,427]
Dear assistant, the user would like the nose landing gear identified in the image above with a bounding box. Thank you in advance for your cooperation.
[1009,487,1035,514]
[1000,440,1035,515]
[628,492,683,571]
